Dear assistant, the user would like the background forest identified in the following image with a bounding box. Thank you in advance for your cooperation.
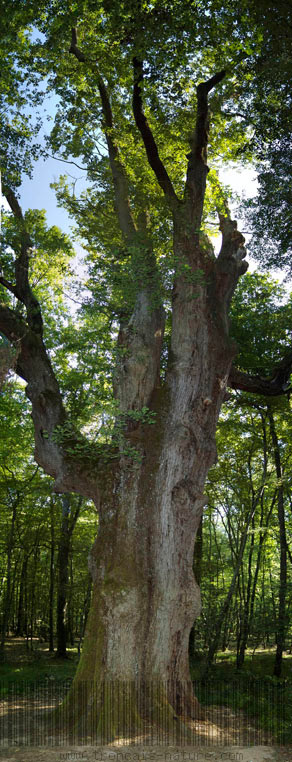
[1,269,292,744]
[1,0,292,746]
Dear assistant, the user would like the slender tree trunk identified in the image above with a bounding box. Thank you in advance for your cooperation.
[189,516,203,660]
[238,488,276,665]
[206,495,259,672]
[56,494,71,658]
[269,568,277,643]
[57,495,82,657]
[16,556,28,636]
[221,607,231,652]
[268,408,287,678]
[0,499,17,658]
[24,566,29,650]
[67,558,75,647]
[10,558,19,634]
[29,546,39,650]
[237,515,255,668]
[49,500,55,652]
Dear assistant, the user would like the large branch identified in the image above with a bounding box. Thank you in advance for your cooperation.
[132,57,179,209]
[69,30,165,415]
[213,204,292,399]
[206,207,248,337]
[2,184,43,335]
[191,71,226,164]
[0,305,100,502]
[228,350,292,397]
[0,276,19,300]
[184,70,225,227]
[216,209,249,290]
[69,28,136,243]
[0,190,114,506]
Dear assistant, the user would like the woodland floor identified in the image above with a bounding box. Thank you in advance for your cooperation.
[0,639,291,762]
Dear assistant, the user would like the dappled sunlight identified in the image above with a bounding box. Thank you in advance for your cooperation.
[0,687,275,748]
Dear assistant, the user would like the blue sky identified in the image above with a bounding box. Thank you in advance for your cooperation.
[19,148,88,236]
[1,24,259,253]
[16,151,257,250]
[1,79,258,252]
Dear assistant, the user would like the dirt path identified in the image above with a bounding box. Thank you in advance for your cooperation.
[0,743,290,762]
[0,695,291,762]
[0,641,290,762]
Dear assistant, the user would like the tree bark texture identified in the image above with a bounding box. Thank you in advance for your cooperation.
[65,218,246,737]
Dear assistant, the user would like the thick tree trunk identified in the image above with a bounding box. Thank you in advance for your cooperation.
[60,245,238,740]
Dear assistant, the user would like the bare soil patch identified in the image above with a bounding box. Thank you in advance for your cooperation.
[0,690,289,762]
[0,640,290,762]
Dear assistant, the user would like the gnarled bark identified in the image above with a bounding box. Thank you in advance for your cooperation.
[61,199,247,737]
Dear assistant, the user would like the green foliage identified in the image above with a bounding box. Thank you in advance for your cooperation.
[230,272,292,376]
[188,273,292,685]
[0,379,97,662]
[49,405,156,464]
[0,209,75,363]
[0,647,77,697]
[237,0,292,269]
[244,138,292,270]
[0,2,46,188]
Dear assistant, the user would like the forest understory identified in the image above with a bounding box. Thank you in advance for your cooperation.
[0,638,291,758]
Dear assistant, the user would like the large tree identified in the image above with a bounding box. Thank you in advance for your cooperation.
[1,0,291,740]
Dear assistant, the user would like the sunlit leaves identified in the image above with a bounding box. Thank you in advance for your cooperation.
[230,272,292,376]
[0,2,45,187]
[0,209,74,324]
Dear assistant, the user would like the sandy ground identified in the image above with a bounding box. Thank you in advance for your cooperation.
[0,681,291,762]
[0,744,291,762]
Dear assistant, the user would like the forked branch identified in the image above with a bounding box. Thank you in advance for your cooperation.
[212,206,248,330]
[190,71,226,165]
[217,208,247,273]
[0,301,101,501]
[184,70,225,224]
[69,28,136,242]
[2,184,43,334]
[0,190,104,503]
[132,57,179,209]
